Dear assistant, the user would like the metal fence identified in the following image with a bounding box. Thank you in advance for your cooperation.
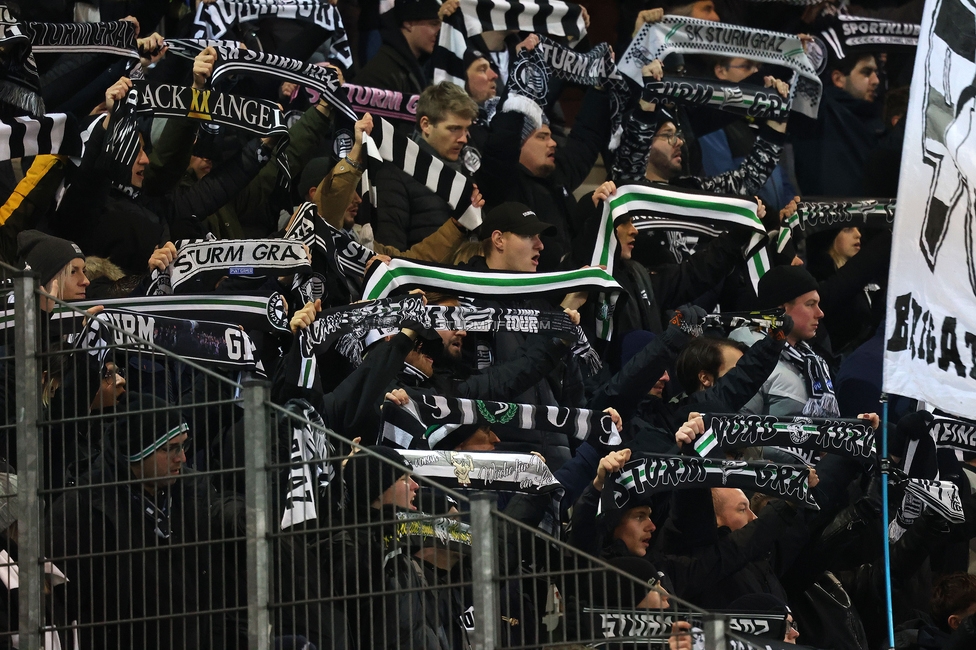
[0,265,778,650]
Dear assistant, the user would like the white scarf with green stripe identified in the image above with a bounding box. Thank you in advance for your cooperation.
[362,259,622,339]
[591,184,770,333]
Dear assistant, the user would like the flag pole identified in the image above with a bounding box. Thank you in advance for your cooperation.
[880,392,896,649]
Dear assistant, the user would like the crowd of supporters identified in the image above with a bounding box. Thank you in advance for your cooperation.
[0,0,974,648]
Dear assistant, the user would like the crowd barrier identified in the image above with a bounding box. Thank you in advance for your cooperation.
[1,264,774,649]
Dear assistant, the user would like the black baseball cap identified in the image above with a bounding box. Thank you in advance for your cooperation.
[481,202,557,238]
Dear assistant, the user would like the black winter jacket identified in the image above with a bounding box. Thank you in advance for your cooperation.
[354,29,430,96]
[479,88,612,271]
[372,138,460,251]
[53,122,267,274]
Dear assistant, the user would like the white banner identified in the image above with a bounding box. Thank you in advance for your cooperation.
[884,0,976,418]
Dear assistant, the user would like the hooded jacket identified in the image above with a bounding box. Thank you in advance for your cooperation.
[46,451,224,649]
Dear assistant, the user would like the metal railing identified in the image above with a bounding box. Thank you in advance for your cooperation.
[0,265,785,649]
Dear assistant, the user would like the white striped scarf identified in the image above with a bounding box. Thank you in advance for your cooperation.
[619,17,823,119]
[24,19,138,57]
[590,184,769,336]
[284,201,372,282]
[692,413,876,459]
[432,0,587,87]
[361,117,483,229]
[642,75,791,121]
[0,113,78,161]
[192,0,352,68]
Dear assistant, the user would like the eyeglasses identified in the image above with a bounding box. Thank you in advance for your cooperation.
[655,131,684,146]
[158,440,191,459]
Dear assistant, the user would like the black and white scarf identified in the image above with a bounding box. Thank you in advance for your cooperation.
[0,113,80,161]
[818,8,919,62]
[641,75,791,121]
[164,37,243,60]
[210,45,357,121]
[192,0,352,68]
[0,3,43,117]
[278,399,338,529]
[342,83,419,123]
[778,199,895,253]
[360,116,482,229]
[134,82,289,138]
[583,609,787,645]
[24,19,138,57]
[603,454,819,512]
[432,0,587,86]
[160,238,311,292]
[382,392,622,450]
[506,35,630,149]
[620,16,823,119]
[40,294,290,337]
[284,201,373,285]
[73,307,262,371]
[929,413,976,454]
[889,469,966,526]
[693,413,876,459]
[781,342,839,417]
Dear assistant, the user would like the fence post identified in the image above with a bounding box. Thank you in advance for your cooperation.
[704,614,727,649]
[470,493,500,650]
[243,380,272,650]
[14,273,43,649]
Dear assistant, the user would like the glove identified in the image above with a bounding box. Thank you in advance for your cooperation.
[890,410,934,459]
[666,304,706,338]
[769,314,793,341]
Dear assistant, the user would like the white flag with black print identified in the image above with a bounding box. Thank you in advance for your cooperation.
[884,0,976,419]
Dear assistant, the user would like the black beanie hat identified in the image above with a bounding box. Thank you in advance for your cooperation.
[757,266,819,309]
[350,446,413,509]
[395,0,440,23]
[115,393,189,463]
[16,230,84,286]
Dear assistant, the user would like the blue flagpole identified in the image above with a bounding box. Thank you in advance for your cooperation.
[880,393,895,649]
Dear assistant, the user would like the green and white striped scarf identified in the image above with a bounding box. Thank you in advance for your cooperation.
[591,184,769,336]
[362,259,622,339]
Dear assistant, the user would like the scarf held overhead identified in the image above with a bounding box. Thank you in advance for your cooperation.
[165,238,311,291]
[192,0,352,68]
[642,75,791,121]
[693,413,876,459]
[382,392,622,450]
[603,455,819,512]
[620,17,822,119]
[24,20,138,57]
